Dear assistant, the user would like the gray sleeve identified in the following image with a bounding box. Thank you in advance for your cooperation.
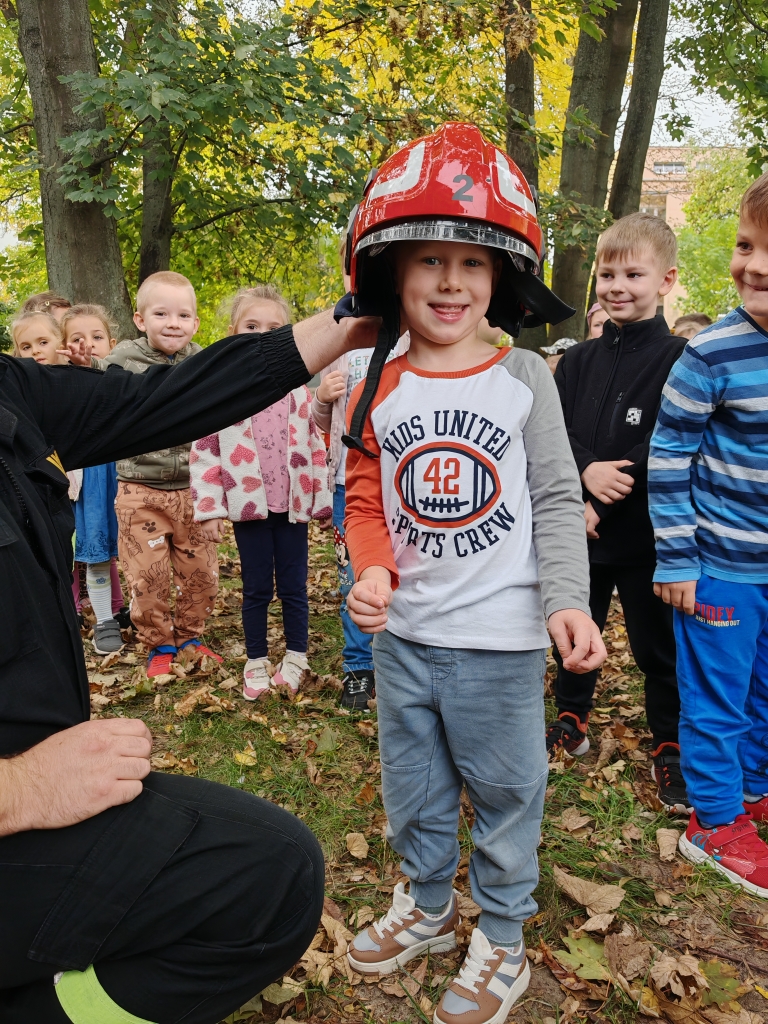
[502,349,590,618]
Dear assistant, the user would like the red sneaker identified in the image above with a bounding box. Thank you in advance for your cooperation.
[147,649,175,678]
[179,639,222,663]
[744,795,768,821]
[679,812,768,898]
[546,712,589,757]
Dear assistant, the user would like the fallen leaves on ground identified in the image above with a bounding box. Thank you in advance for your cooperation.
[552,865,626,916]
[553,933,612,981]
[345,832,369,859]
[657,827,682,861]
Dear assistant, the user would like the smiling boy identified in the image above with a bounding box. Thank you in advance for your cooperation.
[550,214,688,812]
[649,172,768,896]
[96,272,221,676]
[340,124,604,1024]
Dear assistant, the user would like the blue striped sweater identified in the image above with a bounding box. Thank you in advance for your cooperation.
[649,307,768,583]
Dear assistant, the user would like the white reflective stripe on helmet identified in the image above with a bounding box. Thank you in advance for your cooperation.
[494,153,537,217]
[368,141,426,200]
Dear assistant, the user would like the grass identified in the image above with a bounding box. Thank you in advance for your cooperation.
[86,525,768,1024]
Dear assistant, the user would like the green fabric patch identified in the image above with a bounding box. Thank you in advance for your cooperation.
[56,965,157,1024]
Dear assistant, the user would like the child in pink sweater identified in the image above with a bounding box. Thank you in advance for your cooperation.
[191,285,332,698]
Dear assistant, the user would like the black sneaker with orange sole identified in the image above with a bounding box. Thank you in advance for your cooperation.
[651,742,692,815]
[546,712,589,757]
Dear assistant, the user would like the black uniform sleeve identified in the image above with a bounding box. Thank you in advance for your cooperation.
[21,327,310,471]
[554,351,598,476]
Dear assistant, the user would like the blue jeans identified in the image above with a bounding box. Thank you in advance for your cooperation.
[373,630,548,945]
[333,486,374,673]
[675,572,768,824]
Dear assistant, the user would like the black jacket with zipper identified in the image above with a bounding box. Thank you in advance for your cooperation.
[554,315,685,565]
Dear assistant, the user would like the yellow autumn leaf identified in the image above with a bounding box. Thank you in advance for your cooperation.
[234,749,258,766]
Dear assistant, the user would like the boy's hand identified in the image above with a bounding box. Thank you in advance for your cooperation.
[654,580,697,615]
[348,568,393,632]
[581,460,634,504]
[316,371,346,404]
[199,518,224,542]
[584,500,600,539]
[317,517,333,530]
[58,338,92,366]
[548,608,606,674]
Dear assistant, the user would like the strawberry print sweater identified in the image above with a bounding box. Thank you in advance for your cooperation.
[190,385,332,524]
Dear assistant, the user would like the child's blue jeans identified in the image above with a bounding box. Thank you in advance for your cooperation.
[334,486,374,674]
[674,572,768,824]
[373,629,547,945]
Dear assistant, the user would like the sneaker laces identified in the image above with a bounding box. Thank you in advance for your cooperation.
[453,944,499,995]
[655,758,684,790]
[372,903,415,940]
[345,676,370,695]
[546,715,584,749]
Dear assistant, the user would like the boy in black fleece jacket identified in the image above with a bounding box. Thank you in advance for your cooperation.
[552,213,688,814]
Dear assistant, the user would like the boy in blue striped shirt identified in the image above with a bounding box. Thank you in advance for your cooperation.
[649,171,768,897]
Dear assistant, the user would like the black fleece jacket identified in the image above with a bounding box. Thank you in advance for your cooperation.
[554,315,685,565]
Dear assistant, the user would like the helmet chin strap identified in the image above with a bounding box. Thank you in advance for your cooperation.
[342,300,400,458]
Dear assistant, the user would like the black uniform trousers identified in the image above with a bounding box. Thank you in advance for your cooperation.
[553,562,679,746]
[0,774,324,1023]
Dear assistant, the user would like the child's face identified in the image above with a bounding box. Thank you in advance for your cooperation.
[230,299,287,335]
[595,248,677,325]
[64,314,115,359]
[394,240,500,346]
[587,308,610,338]
[731,213,768,329]
[15,317,62,364]
[133,284,199,355]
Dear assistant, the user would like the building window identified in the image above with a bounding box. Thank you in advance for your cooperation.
[653,162,686,175]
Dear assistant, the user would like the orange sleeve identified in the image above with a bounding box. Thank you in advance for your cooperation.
[344,364,402,590]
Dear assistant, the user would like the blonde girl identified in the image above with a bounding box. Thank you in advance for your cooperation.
[12,310,64,364]
[60,305,129,653]
[191,285,332,699]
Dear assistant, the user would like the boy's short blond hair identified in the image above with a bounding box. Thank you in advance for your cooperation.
[11,310,62,354]
[229,284,292,329]
[60,303,119,347]
[596,212,677,271]
[741,171,768,228]
[136,271,196,313]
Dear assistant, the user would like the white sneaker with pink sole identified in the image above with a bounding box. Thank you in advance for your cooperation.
[243,658,272,701]
[272,650,309,694]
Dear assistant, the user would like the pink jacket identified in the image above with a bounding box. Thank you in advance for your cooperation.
[190,386,332,524]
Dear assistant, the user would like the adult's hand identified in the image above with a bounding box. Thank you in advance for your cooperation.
[348,567,393,633]
[581,460,634,504]
[293,308,381,376]
[548,608,606,674]
[0,719,152,837]
[654,580,697,615]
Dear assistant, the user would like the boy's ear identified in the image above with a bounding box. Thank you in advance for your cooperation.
[133,310,145,332]
[658,266,678,297]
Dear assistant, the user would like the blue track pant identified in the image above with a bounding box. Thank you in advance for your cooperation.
[674,572,768,825]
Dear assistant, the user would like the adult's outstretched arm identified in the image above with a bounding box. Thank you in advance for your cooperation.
[27,311,380,472]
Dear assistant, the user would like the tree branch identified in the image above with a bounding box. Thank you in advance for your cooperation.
[180,198,295,233]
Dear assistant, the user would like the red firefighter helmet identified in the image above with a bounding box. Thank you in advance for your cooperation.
[347,122,543,290]
[340,122,574,456]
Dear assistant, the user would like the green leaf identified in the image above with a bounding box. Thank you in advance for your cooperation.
[553,934,612,982]
[315,725,340,754]
[700,959,751,1011]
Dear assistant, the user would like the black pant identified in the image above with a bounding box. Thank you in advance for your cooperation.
[0,774,324,1023]
[553,562,679,746]
[233,513,309,660]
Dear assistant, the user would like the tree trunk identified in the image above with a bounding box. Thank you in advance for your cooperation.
[14,0,134,337]
[549,0,639,341]
[139,122,174,282]
[503,0,547,351]
[608,0,670,220]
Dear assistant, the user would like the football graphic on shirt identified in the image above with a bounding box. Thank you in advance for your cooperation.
[395,442,500,527]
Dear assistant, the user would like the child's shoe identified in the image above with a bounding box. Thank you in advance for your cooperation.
[679,811,768,898]
[92,619,125,655]
[545,712,589,757]
[178,638,222,663]
[273,650,309,694]
[147,646,177,677]
[243,659,272,701]
[434,927,530,1024]
[651,742,692,815]
[347,882,458,974]
[341,669,376,710]
[744,793,768,821]
[113,605,133,630]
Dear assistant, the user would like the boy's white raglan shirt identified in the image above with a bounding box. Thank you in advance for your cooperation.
[345,348,590,651]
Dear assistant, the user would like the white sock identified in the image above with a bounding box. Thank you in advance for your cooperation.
[86,561,114,623]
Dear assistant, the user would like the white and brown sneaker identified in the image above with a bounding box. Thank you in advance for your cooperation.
[347,882,458,975]
[434,927,530,1024]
